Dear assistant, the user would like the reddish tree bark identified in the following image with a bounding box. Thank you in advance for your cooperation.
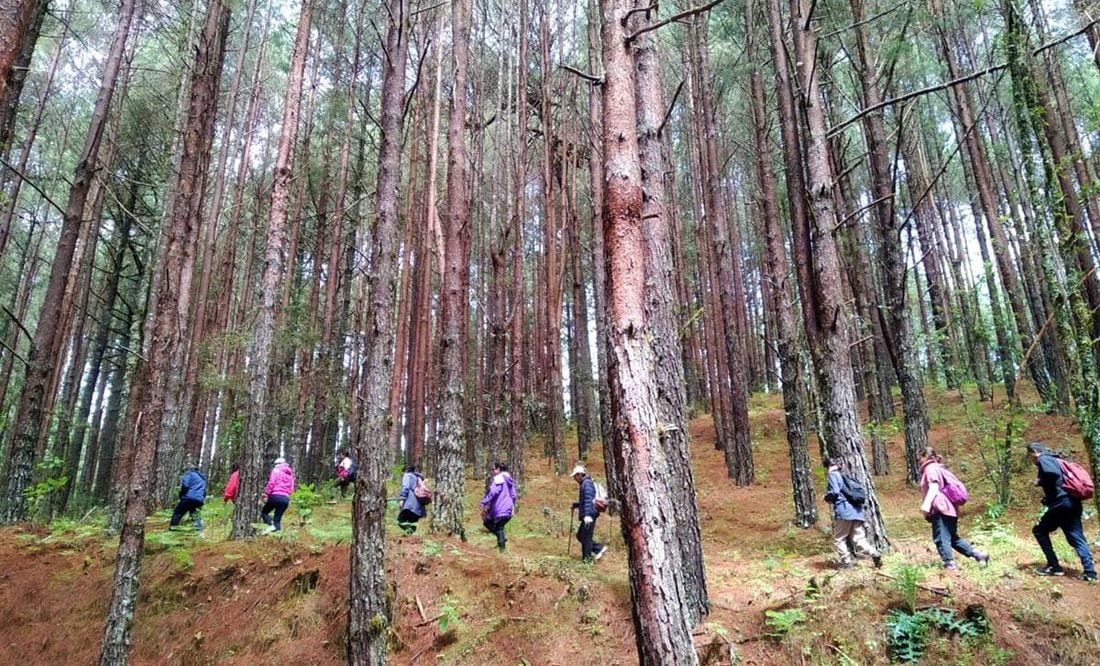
[0,0,138,525]
[99,2,229,661]
[230,0,312,539]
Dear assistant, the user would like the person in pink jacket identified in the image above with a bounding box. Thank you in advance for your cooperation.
[919,447,988,569]
[260,457,296,532]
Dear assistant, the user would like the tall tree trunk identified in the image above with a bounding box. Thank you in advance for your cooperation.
[347,0,407,661]
[0,0,43,157]
[0,0,138,525]
[849,0,928,484]
[99,3,228,661]
[786,0,888,548]
[586,0,613,466]
[600,1,701,661]
[690,16,753,486]
[433,0,472,537]
[509,0,529,484]
[631,0,708,625]
[749,6,816,528]
[230,0,312,540]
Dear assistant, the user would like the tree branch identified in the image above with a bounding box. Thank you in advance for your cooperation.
[2,305,33,344]
[559,63,603,85]
[625,0,727,43]
[0,156,66,215]
[657,79,685,137]
[827,19,1098,138]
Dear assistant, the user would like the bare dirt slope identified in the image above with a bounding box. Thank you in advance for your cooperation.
[2,388,1099,664]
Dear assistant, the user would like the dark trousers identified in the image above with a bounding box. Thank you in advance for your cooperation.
[261,494,290,531]
[170,498,204,531]
[338,478,352,498]
[483,516,510,550]
[397,509,421,534]
[930,514,976,563]
[1034,500,1096,575]
[576,517,603,561]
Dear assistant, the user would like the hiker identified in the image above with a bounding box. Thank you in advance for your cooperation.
[397,465,427,534]
[260,457,296,533]
[335,450,356,499]
[170,462,206,535]
[918,447,988,569]
[480,462,517,551]
[222,463,240,503]
[571,465,607,562]
[1027,442,1097,581]
[823,457,882,570]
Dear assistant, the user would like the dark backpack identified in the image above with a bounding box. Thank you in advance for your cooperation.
[347,461,357,482]
[840,474,867,507]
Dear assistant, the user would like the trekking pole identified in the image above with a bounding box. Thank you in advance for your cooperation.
[567,506,574,557]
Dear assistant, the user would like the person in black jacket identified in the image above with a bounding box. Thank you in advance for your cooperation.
[570,465,606,563]
[1028,443,1096,581]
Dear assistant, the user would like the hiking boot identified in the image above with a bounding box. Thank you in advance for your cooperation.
[974,552,990,566]
[872,554,883,569]
[266,526,278,534]
[1080,572,1098,583]
[1036,565,1065,577]
[594,545,608,561]
[944,561,959,571]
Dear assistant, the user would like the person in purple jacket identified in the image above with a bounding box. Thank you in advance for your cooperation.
[480,462,517,551]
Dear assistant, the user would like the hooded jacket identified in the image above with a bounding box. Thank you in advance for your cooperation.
[398,472,426,517]
[264,463,296,498]
[919,460,957,518]
[222,470,239,502]
[576,476,598,520]
[480,472,517,519]
[1035,452,1071,507]
[824,468,864,522]
[179,468,207,503]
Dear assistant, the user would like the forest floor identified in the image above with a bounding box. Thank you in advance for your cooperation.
[3,386,1100,665]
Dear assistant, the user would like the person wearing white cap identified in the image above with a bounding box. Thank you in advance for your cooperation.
[571,464,606,562]
[260,457,296,532]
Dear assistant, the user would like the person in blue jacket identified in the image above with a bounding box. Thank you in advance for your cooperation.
[1028,442,1096,581]
[824,457,881,570]
[170,462,207,535]
[397,465,426,534]
[571,465,606,563]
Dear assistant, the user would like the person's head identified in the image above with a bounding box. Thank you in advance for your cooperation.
[339,449,349,459]
[493,462,508,474]
[571,464,586,483]
[274,456,287,467]
[920,447,942,465]
[822,456,835,470]
[404,464,418,474]
[230,462,240,473]
[1027,442,1049,463]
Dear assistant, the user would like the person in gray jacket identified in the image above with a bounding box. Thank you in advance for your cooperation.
[824,457,882,569]
[397,465,426,534]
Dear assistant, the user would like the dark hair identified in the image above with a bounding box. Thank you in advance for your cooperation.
[822,457,834,469]
[494,462,508,472]
[921,447,942,463]
[404,464,418,474]
[1027,442,1049,455]
[230,463,240,473]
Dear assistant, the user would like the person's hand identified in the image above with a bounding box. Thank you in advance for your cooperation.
[571,502,579,510]
[921,510,932,521]
[260,495,267,506]
[583,516,593,525]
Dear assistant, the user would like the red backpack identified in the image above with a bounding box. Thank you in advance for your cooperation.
[1059,459,1095,501]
